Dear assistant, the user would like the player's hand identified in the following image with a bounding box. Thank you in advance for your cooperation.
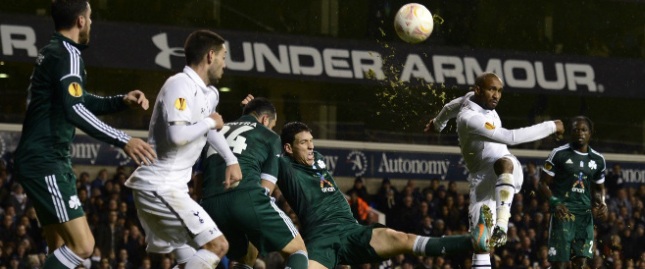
[592,202,608,221]
[553,120,565,141]
[223,163,243,189]
[240,94,254,107]
[423,119,435,133]
[208,112,224,130]
[123,90,150,110]
[124,138,156,166]
[555,204,574,220]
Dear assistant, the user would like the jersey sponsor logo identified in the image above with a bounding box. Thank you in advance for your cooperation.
[571,172,586,193]
[68,195,81,209]
[346,150,368,177]
[318,173,336,193]
[174,98,187,111]
[484,122,495,130]
[68,82,83,97]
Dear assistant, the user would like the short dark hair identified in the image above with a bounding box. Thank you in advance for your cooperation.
[184,30,226,66]
[51,0,89,31]
[280,122,312,147]
[474,72,503,88]
[243,97,276,119]
[571,116,594,133]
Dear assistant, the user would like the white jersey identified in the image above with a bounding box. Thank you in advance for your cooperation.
[126,66,218,191]
[456,99,556,174]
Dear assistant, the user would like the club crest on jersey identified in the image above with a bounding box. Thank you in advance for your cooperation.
[174,98,187,111]
[68,82,83,97]
[317,173,335,193]
[588,160,597,170]
[68,195,81,209]
[316,159,326,169]
[484,122,495,130]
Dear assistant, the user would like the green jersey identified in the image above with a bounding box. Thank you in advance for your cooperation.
[201,115,281,197]
[277,151,357,237]
[14,33,131,178]
[542,143,606,214]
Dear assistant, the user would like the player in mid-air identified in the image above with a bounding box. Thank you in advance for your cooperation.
[425,72,564,269]
[538,116,607,268]
[199,97,308,269]
[13,1,156,268]
[125,30,242,269]
[276,121,492,269]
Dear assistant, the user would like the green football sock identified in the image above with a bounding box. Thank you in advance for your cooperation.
[285,250,309,269]
[414,235,472,256]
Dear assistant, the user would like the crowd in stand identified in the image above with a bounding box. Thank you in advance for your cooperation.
[0,154,644,269]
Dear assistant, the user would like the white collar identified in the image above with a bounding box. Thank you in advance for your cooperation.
[183,66,208,90]
[465,98,493,114]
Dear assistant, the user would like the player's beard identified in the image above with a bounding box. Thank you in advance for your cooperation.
[207,67,222,86]
[78,26,90,45]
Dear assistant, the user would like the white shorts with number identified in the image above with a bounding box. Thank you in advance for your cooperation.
[467,154,523,229]
[133,188,223,254]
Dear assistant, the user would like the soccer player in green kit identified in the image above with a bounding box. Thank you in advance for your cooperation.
[200,97,308,269]
[277,121,492,269]
[539,116,608,269]
[13,1,156,268]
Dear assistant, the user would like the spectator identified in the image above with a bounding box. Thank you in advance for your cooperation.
[347,189,371,224]
[347,176,370,204]
[605,164,624,198]
[92,169,110,191]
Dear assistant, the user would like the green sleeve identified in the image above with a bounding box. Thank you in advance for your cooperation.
[83,93,128,115]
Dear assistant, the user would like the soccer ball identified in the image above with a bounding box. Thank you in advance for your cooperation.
[394,3,434,44]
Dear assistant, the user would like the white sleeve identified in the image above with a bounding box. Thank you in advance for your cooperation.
[463,114,557,146]
[167,118,216,146]
[162,76,195,125]
[207,130,238,166]
[432,91,473,132]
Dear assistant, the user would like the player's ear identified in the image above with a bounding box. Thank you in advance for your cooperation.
[76,15,85,29]
[284,143,293,155]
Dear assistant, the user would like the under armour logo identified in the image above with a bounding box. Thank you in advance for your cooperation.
[152,33,184,69]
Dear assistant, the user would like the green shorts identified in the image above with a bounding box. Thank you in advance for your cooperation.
[547,211,594,262]
[306,222,385,268]
[200,187,299,260]
[16,171,84,226]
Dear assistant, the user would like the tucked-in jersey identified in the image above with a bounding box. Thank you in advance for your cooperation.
[201,115,281,197]
[456,99,556,173]
[277,152,356,237]
[542,144,606,214]
[14,33,130,178]
[125,66,216,191]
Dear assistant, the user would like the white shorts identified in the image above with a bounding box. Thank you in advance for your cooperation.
[467,154,523,229]
[133,188,223,254]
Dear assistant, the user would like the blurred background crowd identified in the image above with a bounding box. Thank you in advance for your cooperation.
[0,154,642,269]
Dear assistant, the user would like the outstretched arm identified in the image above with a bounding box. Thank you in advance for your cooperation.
[424,91,473,133]
[463,113,562,145]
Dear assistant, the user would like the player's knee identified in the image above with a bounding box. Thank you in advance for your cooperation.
[70,237,95,258]
[494,158,514,175]
[283,235,307,254]
[202,235,229,257]
[387,229,411,246]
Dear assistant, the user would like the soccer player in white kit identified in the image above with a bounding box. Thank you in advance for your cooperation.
[125,30,243,269]
[425,73,564,269]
